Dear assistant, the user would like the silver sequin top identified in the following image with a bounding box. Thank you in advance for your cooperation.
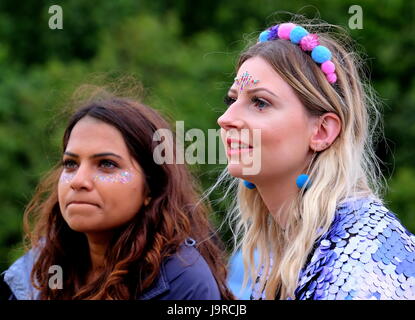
[251,197,415,300]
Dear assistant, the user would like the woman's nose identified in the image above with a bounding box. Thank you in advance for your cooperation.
[70,165,94,191]
[217,104,245,130]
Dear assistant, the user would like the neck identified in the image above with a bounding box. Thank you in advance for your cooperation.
[85,232,111,272]
[256,176,299,229]
[255,153,315,229]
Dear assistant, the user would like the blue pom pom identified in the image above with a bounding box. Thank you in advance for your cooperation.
[290,26,309,44]
[258,30,271,42]
[311,45,332,64]
[243,180,256,189]
[296,174,311,190]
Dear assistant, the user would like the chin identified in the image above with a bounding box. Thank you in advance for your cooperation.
[226,163,242,177]
[65,220,101,233]
[226,163,259,180]
[62,212,104,233]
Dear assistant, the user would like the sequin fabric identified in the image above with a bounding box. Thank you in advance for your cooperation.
[251,197,415,300]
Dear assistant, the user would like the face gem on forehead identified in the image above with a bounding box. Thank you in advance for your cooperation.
[234,71,260,91]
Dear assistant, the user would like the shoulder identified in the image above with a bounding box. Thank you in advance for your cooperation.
[2,248,40,300]
[295,197,415,300]
[140,240,221,300]
[0,272,16,300]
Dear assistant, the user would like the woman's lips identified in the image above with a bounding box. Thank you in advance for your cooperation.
[226,138,253,156]
[67,201,99,208]
[227,148,253,156]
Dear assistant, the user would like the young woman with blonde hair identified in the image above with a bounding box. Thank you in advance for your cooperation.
[218,18,415,300]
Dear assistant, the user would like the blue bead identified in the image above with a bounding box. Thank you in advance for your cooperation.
[296,174,311,189]
[311,45,332,64]
[258,30,271,42]
[290,26,309,44]
[243,180,256,189]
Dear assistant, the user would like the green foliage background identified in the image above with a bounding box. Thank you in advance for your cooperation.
[0,0,414,271]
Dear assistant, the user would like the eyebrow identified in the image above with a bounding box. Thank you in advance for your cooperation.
[229,87,279,99]
[63,151,123,160]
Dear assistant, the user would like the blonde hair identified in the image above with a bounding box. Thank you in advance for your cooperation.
[213,17,385,299]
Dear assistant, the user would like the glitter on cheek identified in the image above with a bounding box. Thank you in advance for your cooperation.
[118,170,133,184]
[93,171,133,184]
[59,171,134,184]
[59,172,75,184]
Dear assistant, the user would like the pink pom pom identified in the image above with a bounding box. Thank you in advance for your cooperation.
[326,73,337,84]
[299,34,320,51]
[277,23,296,40]
[321,61,335,74]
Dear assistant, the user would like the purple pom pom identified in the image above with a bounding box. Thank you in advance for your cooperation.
[268,25,279,40]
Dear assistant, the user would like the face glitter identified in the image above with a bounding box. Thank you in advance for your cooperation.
[59,172,75,184]
[234,71,260,92]
[59,170,134,184]
[93,170,133,184]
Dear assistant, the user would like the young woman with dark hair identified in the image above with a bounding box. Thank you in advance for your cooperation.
[0,88,233,300]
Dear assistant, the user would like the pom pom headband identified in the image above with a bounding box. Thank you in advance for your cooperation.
[258,23,337,84]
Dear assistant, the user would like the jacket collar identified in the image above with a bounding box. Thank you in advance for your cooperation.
[3,249,170,300]
[138,262,169,300]
[3,249,39,300]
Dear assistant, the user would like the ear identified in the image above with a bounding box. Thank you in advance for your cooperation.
[144,197,152,206]
[310,112,341,151]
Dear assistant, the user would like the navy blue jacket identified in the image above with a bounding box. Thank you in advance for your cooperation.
[0,240,221,300]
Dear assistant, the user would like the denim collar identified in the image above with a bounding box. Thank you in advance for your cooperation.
[3,249,40,300]
[3,249,171,300]
[138,262,170,300]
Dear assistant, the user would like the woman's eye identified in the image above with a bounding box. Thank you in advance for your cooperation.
[62,159,78,170]
[224,95,236,107]
[252,96,270,111]
[99,159,118,169]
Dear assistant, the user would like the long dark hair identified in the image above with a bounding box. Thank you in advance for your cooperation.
[23,88,233,299]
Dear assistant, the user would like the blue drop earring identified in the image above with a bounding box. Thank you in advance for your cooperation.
[296,151,317,190]
[243,180,256,189]
[244,176,310,190]
[296,174,312,190]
